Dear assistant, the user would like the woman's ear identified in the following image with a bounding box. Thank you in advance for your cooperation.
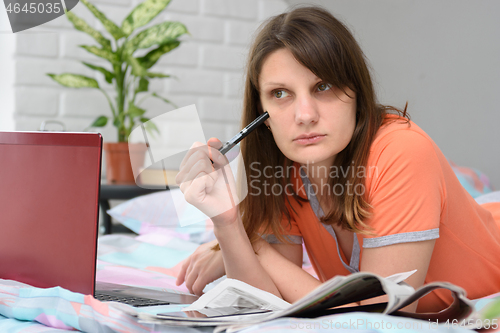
[264,120,271,131]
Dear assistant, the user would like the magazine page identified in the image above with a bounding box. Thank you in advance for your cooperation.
[270,271,415,319]
[138,270,474,328]
[138,278,290,326]
[139,309,275,327]
[184,278,291,311]
[389,282,474,321]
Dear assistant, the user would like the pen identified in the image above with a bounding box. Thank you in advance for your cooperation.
[218,111,269,156]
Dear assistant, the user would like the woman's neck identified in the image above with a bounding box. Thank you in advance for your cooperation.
[300,161,333,204]
[300,159,332,183]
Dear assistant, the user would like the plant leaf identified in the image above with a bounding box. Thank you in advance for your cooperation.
[89,115,108,127]
[126,56,147,76]
[135,77,149,94]
[128,102,146,119]
[137,40,180,69]
[79,0,125,40]
[121,0,172,36]
[65,11,112,50]
[80,45,119,64]
[47,73,99,88]
[123,21,188,56]
[82,62,115,84]
[146,72,170,78]
[151,92,176,107]
[140,117,160,136]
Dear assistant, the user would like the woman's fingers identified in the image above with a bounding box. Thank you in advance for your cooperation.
[176,142,225,187]
[175,137,238,224]
[176,254,199,294]
[178,140,224,172]
[178,156,217,196]
[207,137,223,155]
[184,259,200,295]
[182,171,216,205]
[175,240,224,296]
[178,142,204,170]
[175,257,190,286]
[176,142,206,186]
[191,278,206,296]
[184,255,219,296]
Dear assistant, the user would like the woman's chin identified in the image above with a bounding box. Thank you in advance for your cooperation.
[288,153,336,167]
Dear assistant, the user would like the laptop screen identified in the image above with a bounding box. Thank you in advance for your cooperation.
[0,131,102,295]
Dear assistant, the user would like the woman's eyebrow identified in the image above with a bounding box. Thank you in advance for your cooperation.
[261,79,324,88]
[261,82,286,87]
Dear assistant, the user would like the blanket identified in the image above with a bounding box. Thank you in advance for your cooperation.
[1,230,500,333]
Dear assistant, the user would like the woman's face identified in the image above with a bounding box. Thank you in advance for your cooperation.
[259,48,357,168]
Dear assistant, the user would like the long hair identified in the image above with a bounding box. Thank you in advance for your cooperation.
[237,6,409,245]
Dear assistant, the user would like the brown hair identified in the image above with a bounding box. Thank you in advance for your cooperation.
[235,6,409,245]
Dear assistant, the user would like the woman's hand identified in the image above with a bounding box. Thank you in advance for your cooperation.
[175,239,225,295]
[175,138,239,226]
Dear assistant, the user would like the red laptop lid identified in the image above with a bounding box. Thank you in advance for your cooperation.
[0,131,102,295]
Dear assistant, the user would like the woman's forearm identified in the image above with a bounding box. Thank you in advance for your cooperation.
[213,216,282,298]
[213,215,321,303]
[251,238,322,303]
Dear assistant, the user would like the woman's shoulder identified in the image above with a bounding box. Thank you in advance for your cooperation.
[374,113,428,139]
[370,114,436,156]
[366,113,446,179]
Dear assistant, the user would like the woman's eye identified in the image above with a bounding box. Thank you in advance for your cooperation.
[317,83,332,92]
[273,90,289,99]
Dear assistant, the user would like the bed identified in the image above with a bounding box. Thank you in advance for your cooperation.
[1,162,499,333]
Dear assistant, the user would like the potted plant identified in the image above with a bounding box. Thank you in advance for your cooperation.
[48,0,188,183]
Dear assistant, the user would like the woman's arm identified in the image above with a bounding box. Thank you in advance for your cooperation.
[359,239,436,312]
[175,139,320,300]
[356,130,445,312]
[175,227,316,298]
[212,216,281,297]
[214,216,321,301]
[255,239,322,302]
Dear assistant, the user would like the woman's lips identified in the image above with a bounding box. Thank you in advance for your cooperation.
[294,134,326,145]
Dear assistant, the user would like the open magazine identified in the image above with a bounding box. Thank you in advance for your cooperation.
[137,270,475,329]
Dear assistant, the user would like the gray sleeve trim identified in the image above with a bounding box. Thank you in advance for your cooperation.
[362,228,439,249]
[261,234,303,245]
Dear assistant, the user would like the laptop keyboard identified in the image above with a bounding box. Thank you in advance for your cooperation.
[95,292,171,307]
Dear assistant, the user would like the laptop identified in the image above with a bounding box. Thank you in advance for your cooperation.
[0,131,198,307]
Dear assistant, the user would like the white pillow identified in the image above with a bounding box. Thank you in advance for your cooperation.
[107,189,215,244]
[475,191,500,205]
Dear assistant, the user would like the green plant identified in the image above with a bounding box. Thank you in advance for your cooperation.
[48,0,188,142]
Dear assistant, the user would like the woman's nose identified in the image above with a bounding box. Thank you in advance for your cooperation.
[294,93,319,125]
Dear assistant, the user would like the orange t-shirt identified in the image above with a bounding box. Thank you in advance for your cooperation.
[266,114,500,313]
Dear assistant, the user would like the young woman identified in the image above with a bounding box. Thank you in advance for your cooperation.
[175,6,500,313]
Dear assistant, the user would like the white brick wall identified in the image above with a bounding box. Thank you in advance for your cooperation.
[15,87,59,116]
[8,0,289,160]
[226,20,260,46]
[0,16,16,131]
[16,32,59,58]
[200,45,246,71]
[201,0,258,20]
